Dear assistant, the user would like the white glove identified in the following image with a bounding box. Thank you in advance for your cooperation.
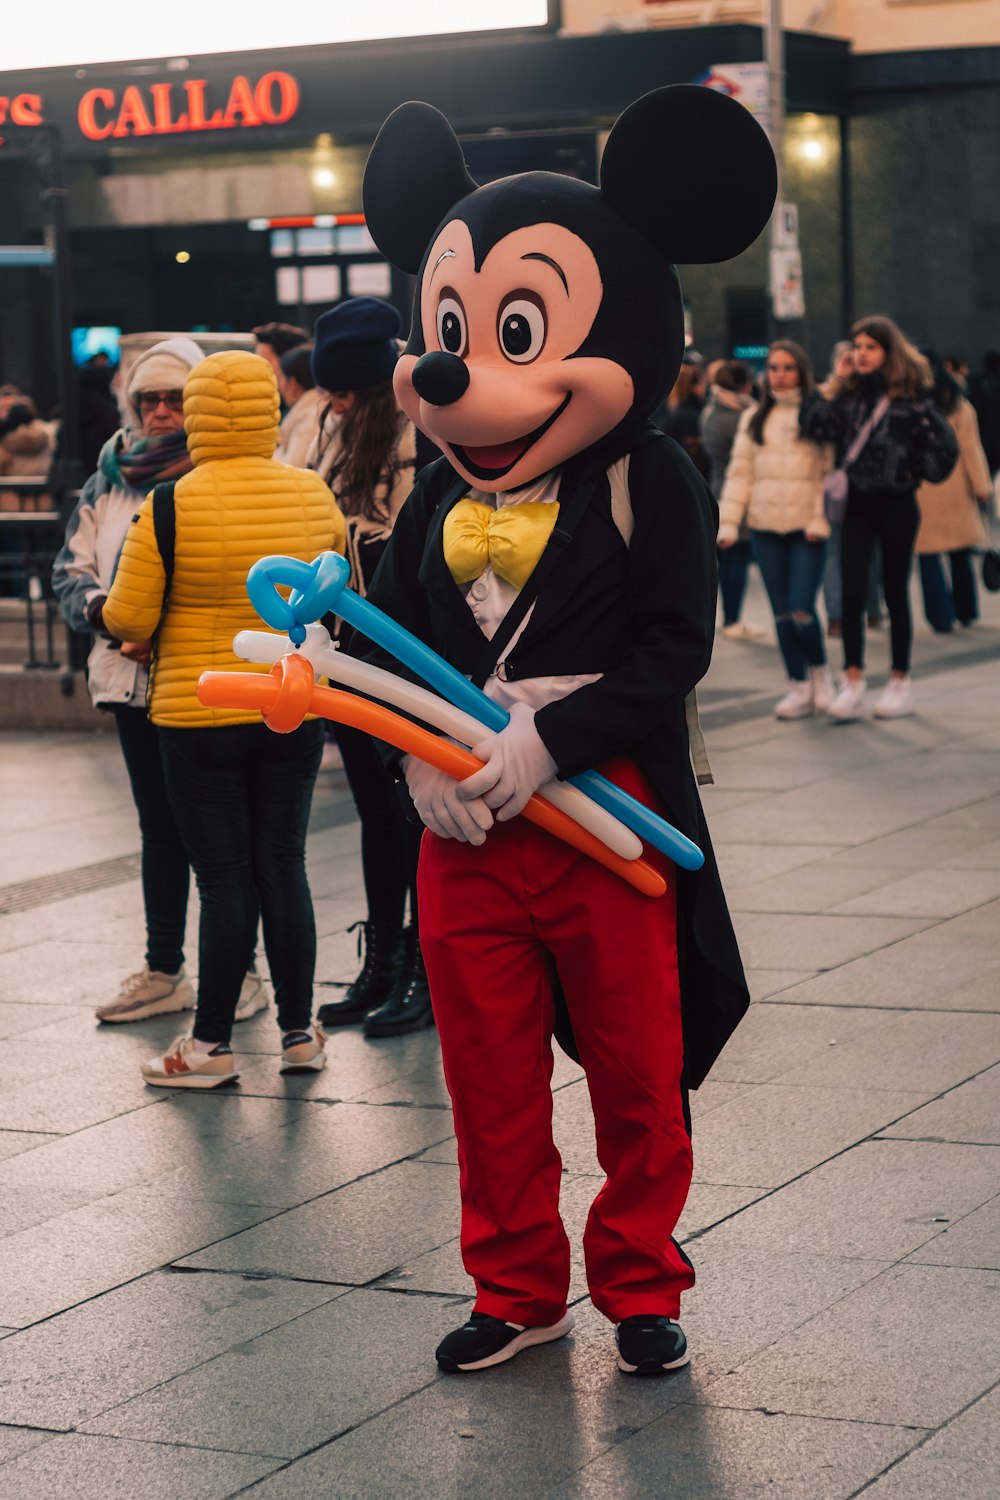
[459,700,558,823]
[402,755,494,845]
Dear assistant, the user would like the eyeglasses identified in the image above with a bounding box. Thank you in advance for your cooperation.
[138,390,184,413]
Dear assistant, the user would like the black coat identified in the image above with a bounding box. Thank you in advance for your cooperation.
[357,425,750,1090]
[800,377,958,496]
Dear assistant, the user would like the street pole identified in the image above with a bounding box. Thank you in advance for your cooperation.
[765,0,785,340]
[39,125,86,504]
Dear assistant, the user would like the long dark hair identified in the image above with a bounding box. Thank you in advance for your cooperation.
[747,340,814,445]
[327,381,403,521]
[922,348,963,417]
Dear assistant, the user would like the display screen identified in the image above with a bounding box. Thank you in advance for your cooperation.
[71,327,121,367]
[3,4,552,70]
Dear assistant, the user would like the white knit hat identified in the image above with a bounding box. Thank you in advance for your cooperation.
[126,337,205,409]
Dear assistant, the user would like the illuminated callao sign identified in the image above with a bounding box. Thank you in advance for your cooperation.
[77,71,300,140]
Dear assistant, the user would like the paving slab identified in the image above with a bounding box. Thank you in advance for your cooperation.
[730,912,934,973]
[688,1083,928,1190]
[0,1424,58,1466]
[179,1160,462,1284]
[714,842,841,889]
[0,1002,85,1039]
[1,1185,97,1238]
[697,1263,1000,1428]
[879,1063,1000,1145]
[0,940,147,1006]
[831,866,1000,919]
[80,1287,460,1460]
[745,969,818,999]
[541,1405,922,1500]
[774,1010,1000,1093]
[729,863,906,915]
[693,1139,1000,1260]
[0,1270,341,1431]
[858,1384,1000,1500]
[0,1185,283,1328]
[904,1195,1000,1270]
[0,1129,57,1162]
[709,1002,891,1085]
[234,1299,694,1500]
[144,1100,456,1209]
[0,1434,281,1500]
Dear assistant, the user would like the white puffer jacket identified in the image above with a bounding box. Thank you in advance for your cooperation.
[718,393,833,542]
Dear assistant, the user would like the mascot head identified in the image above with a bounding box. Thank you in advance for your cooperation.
[363,86,776,492]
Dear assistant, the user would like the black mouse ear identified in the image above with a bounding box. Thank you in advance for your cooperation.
[363,102,479,275]
[600,85,777,265]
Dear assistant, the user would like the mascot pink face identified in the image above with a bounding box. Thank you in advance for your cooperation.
[364,88,776,492]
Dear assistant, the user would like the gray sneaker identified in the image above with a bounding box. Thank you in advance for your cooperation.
[234,971,271,1022]
[96,966,196,1023]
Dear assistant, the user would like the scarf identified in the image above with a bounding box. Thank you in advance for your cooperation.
[100,427,193,495]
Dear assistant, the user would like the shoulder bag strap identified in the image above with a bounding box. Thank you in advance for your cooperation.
[151,481,177,605]
[845,396,890,466]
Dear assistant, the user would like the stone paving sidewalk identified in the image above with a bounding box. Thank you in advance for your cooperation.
[0,574,999,1499]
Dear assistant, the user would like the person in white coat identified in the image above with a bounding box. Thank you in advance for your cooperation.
[52,337,266,1025]
[274,344,326,469]
[718,341,834,719]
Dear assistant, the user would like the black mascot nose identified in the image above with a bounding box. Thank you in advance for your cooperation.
[411,352,470,406]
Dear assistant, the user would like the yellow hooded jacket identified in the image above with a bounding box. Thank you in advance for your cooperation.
[103,350,346,727]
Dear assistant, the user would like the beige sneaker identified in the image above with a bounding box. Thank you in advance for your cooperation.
[279,1024,327,1074]
[234,972,271,1023]
[141,1034,239,1090]
[96,966,196,1024]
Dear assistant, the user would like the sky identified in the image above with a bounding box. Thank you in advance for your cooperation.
[3,1,550,72]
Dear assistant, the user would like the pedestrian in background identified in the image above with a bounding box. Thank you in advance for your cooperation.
[101,350,345,1088]
[701,360,759,639]
[274,343,324,468]
[820,341,883,639]
[969,351,1000,481]
[718,341,833,719]
[252,321,309,385]
[657,356,708,478]
[307,298,432,1040]
[916,351,993,632]
[801,315,958,721]
[53,338,266,1026]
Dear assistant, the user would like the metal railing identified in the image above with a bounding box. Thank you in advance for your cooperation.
[0,478,87,683]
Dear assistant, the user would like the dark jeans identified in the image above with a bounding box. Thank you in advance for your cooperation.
[841,489,920,674]
[109,704,189,975]
[718,540,751,627]
[158,720,323,1045]
[337,724,422,930]
[919,551,979,631]
[750,529,828,680]
[824,521,882,623]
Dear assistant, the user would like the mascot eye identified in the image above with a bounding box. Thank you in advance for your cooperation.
[436,293,468,356]
[498,293,547,364]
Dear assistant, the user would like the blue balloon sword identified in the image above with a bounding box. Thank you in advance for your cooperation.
[246,551,704,872]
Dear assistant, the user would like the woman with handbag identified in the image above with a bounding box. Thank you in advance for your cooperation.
[801,316,958,721]
[915,352,993,632]
[718,341,833,719]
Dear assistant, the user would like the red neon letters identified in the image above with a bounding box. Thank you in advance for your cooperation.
[77,72,300,141]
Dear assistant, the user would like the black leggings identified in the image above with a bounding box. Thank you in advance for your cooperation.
[841,488,920,674]
[337,724,421,930]
[110,704,189,974]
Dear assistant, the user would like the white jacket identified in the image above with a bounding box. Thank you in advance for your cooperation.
[718,393,832,543]
[275,387,326,469]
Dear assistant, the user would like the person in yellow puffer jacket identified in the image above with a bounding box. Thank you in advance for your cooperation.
[104,349,345,1090]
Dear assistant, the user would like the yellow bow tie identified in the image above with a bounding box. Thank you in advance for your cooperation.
[443,498,560,592]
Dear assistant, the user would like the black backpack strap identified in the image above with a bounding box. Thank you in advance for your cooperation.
[151,481,176,604]
[468,470,603,690]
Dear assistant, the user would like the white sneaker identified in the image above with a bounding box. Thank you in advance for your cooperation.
[774,681,814,720]
[319,741,343,772]
[721,621,764,641]
[279,1023,327,1074]
[234,971,271,1023]
[874,675,916,719]
[810,666,834,714]
[142,1034,239,1090]
[96,966,195,1023]
[827,676,867,722]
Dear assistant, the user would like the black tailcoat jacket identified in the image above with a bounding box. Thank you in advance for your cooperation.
[357,425,750,1092]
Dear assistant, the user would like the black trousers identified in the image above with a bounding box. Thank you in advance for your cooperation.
[841,488,920,674]
[336,723,421,930]
[158,720,323,1045]
[109,704,189,975]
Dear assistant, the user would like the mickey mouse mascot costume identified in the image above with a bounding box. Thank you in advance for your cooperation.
[359,86,776,1375]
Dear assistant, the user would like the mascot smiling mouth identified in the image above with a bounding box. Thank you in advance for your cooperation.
[449,393,572,481]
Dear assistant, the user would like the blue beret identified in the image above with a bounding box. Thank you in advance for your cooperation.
[311,297,403,393]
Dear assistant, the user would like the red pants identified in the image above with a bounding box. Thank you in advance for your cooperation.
[418,758,694,1327]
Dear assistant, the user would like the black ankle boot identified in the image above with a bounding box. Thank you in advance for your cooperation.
[363,927,435,1037]
[317,920,403,1026]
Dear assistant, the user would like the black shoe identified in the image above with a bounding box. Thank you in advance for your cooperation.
[436,1311,575,1373]
[616,1315,690,1376]
[363,927,435,1037]
[316,920,403,1027]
